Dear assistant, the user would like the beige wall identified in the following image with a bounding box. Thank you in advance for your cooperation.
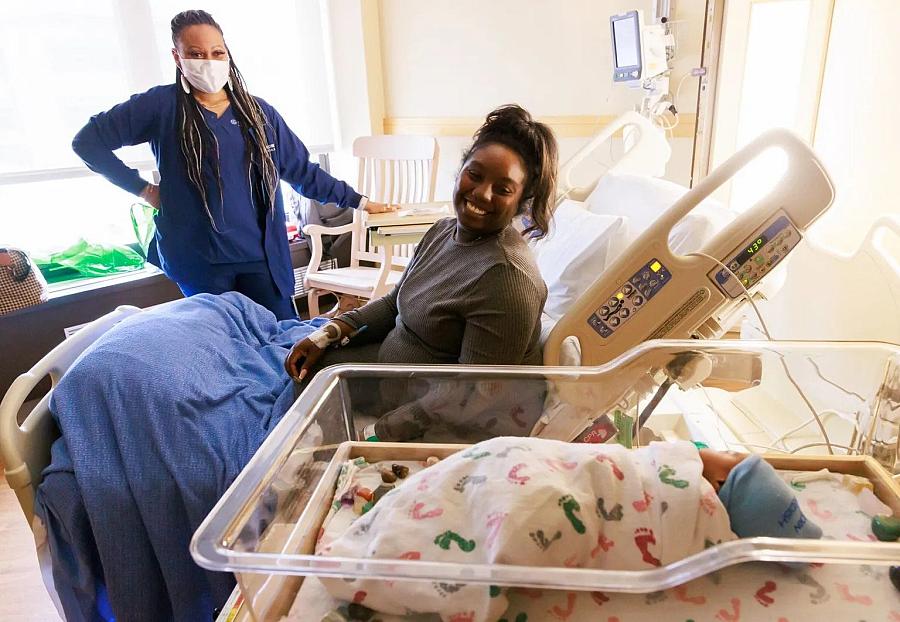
[373,0,707,196]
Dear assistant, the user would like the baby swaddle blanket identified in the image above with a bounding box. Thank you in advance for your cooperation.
[321,437,736,622]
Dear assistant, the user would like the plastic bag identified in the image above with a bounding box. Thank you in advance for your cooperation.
[33,201,157,284]
[34,239,146,284]
[130,201,158,258]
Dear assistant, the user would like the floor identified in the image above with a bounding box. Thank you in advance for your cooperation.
[0,471,62,621]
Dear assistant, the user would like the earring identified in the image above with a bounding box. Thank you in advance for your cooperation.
[180,75,190,94]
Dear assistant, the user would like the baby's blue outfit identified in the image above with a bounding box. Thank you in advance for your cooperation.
[717,454,823,539]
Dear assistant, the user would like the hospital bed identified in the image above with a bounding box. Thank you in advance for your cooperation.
[3,127,897,620]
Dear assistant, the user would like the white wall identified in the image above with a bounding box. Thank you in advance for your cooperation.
[809,0,900,255]
[376,0,705,197]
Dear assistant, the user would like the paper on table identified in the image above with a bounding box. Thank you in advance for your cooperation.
[395,203,451,217]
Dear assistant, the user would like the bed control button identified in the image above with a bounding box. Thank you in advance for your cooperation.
[623,283,634,295]
[620,308,631,318]
[600,305,610,317]
[609,316,621,327]
[633,295,644,306]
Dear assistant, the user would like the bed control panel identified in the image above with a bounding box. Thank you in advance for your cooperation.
[588,258,672,338]
[710,211,800,299]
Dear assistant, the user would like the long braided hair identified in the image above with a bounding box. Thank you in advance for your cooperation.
[170,10,279,230]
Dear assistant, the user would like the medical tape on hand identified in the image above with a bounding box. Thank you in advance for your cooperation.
[307,322,343,349]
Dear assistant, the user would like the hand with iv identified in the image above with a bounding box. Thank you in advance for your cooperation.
[284,319,354,381]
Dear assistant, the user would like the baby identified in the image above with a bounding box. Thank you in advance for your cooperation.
[321,437,821,622]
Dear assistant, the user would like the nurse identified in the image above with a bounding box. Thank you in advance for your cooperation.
[73,9,390,319]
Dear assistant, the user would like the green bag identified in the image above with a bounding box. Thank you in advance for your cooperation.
[34,202,157,284]
[130,201,158,259]
[34,239,146,283]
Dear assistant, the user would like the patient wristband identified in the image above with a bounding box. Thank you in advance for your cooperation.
[307,322,343,349]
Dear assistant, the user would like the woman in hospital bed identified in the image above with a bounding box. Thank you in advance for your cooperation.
[318,437,822,622]
[285,105,558,386]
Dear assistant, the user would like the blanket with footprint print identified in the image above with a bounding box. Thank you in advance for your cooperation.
[320,437,736,622]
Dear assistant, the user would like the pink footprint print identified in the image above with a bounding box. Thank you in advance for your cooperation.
[353,590,367,603]
[700,490,719,516]
[449,612,475,622]
[633,528,661,567]
[410,502,443,520]
[591,533,615,558]
[845,532,877,541]
[632,491,653,513]
[543,458,578,472]
[673,584,706,605]
[590,591,609,607]
[835,583,872,605]
[417,472,436,492]
[595,455,624,480]
[485,512,508,548]
[806,499,833,521]
[715,597,741,622]
[507,463,530,485]
[549,592,577,620]
[754,581,776,607]
[398,551,421,560]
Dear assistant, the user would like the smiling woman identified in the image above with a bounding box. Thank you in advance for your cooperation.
[285,104,558,386]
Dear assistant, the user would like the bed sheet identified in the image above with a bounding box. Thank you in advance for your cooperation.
[287,460,900,622]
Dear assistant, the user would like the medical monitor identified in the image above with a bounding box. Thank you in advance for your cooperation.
[611,11,643,82]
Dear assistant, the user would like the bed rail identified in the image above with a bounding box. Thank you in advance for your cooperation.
[0,305,140,525]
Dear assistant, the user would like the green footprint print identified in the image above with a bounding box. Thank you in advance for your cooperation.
[463,449,491,460]
[558,494,586,534]
[596,497,624,521]
[529,529,562,551]
[434,530,476,552]
[658,464,689,489]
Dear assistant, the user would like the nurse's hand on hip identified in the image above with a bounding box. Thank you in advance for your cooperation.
[140,183,161,209]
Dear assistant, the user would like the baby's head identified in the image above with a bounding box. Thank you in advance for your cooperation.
[699,449,822,540]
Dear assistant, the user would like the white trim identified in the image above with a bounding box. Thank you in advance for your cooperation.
[0,161,157,186]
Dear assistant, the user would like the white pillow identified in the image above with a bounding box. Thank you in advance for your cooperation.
[584,173,736,255]
[533,200,627,320]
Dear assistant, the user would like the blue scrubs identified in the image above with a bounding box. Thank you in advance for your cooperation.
[72,84,363,319]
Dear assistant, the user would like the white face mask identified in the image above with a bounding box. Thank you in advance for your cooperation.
[179,58,230,94]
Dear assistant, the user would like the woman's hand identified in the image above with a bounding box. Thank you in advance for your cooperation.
[363,200,398,214]
[140,183,161,209]
[284,338,327,382]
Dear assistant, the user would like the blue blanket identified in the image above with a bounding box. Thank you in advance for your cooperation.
[36,293,322,621]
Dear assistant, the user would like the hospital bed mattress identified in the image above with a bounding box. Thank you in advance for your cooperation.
[263,444,900,621]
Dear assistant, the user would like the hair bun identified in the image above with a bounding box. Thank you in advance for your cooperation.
[462,104,559,239]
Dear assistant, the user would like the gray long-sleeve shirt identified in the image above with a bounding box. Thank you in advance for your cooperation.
[338,218,547,366]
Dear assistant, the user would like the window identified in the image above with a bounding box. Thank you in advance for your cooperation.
[0,1,336,263]
[707,0,832,211]
[809,0,900,254]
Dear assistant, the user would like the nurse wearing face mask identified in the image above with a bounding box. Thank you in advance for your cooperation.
[72,10,392,319]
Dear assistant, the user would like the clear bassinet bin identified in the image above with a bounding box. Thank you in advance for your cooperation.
[192,340,900,622]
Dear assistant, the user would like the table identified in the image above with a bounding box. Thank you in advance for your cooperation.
[364,201,452,248]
